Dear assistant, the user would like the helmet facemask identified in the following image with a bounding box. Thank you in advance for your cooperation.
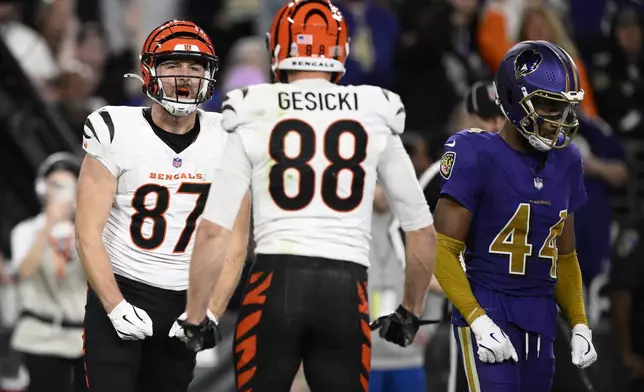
[516,87,583,152]
[141,53,218,117]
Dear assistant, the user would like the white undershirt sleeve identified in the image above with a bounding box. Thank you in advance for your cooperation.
[201,132,252,230]
[377,133,434,232]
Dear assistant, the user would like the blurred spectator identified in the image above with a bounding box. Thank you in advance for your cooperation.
[395,0,490,133]
[221,36,268,92]
[477,0,599,117]
[0,0,59,96]
[463,81,505,132]
[368,182,435,392]
[184,0,255,77]
[0,251,27,392]
[611,218,644,391]
[37,0,76,62]
[209,36,270,110]
[9,153,86,392]
[591,5,644,138]
[573,116,628,289]
[335,0,399,88]
[400,132,448,212]
[0,253,9,285]
[56,23,108,132]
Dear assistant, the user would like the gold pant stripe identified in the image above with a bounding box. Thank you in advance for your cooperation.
[458,327,481,392]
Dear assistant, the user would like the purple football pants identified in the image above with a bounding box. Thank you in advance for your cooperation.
[453,321,555,392]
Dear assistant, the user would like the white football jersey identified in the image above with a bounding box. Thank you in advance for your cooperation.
[82,106,228,290]
[202,79,432,267]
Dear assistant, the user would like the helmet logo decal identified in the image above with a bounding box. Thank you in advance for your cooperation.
[514,49,543,79]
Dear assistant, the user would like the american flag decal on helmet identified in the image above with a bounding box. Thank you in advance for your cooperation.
[296,34,313,45]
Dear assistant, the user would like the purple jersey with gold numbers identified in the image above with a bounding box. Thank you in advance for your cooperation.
[439,129,587,338]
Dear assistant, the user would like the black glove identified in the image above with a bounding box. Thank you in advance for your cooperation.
[177,317,223,352]
[374,305,420,347]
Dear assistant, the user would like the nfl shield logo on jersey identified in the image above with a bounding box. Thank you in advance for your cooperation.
[173,157,182,168]
[534,177,544,190]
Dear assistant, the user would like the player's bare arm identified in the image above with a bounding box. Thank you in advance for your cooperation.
[402,226,437,315]
[75,155,123,312]
[208,191,251,319]
[185,131,252,325]
[377,134,435,316]
[433,197,486,323]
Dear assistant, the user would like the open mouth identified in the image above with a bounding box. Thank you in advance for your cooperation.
[176,86,191,99]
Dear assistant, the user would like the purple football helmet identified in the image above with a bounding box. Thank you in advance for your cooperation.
[494,40,584,151]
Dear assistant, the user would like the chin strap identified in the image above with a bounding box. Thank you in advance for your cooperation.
[123,73,197,117]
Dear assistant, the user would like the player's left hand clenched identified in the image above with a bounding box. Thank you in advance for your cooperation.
[108,300,154,340]
[570,324,598,369]
[169,311,222,352]
[470,315,518,364]
[373,305,421,347]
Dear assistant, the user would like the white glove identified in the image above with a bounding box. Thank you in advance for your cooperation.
[470,315,518,363]
[108,300,154,340]
[168,310,218,341]
[571,324,597,369]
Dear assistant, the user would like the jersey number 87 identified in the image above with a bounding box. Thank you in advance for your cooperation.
[269,119,367,212]
[129,182,210,252]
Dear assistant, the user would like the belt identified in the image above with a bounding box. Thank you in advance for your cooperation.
[20,310,84,329]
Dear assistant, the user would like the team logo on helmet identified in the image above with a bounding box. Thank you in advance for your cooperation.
[514,49,543,79]
[439,151,456,180]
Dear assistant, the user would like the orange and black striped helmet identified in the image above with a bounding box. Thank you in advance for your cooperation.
[135,20,219,116]
[267,0,350,83]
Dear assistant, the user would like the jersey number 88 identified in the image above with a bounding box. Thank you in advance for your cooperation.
[269,119,367,212]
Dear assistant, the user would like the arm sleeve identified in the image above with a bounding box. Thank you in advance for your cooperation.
[568,146,588,213]
[201,132,252,230]
[555,251,589,327]
[377,134,433,232]
[434,233,486,324]
[439,134,481,213]
[82,108,119,177]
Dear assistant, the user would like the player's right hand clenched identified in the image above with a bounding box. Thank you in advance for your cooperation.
[108,300,154,340]
[470,315,518,363]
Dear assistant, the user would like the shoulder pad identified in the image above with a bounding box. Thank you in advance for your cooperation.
[567,140,584,165]
[443,131,481,155]
[221,87,251,132]
[377,88,405,135]
[83,106,116,146]
[198,110,223,129]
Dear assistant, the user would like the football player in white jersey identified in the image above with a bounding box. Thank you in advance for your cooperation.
[173,1,437,391]
[75,20,250,392]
